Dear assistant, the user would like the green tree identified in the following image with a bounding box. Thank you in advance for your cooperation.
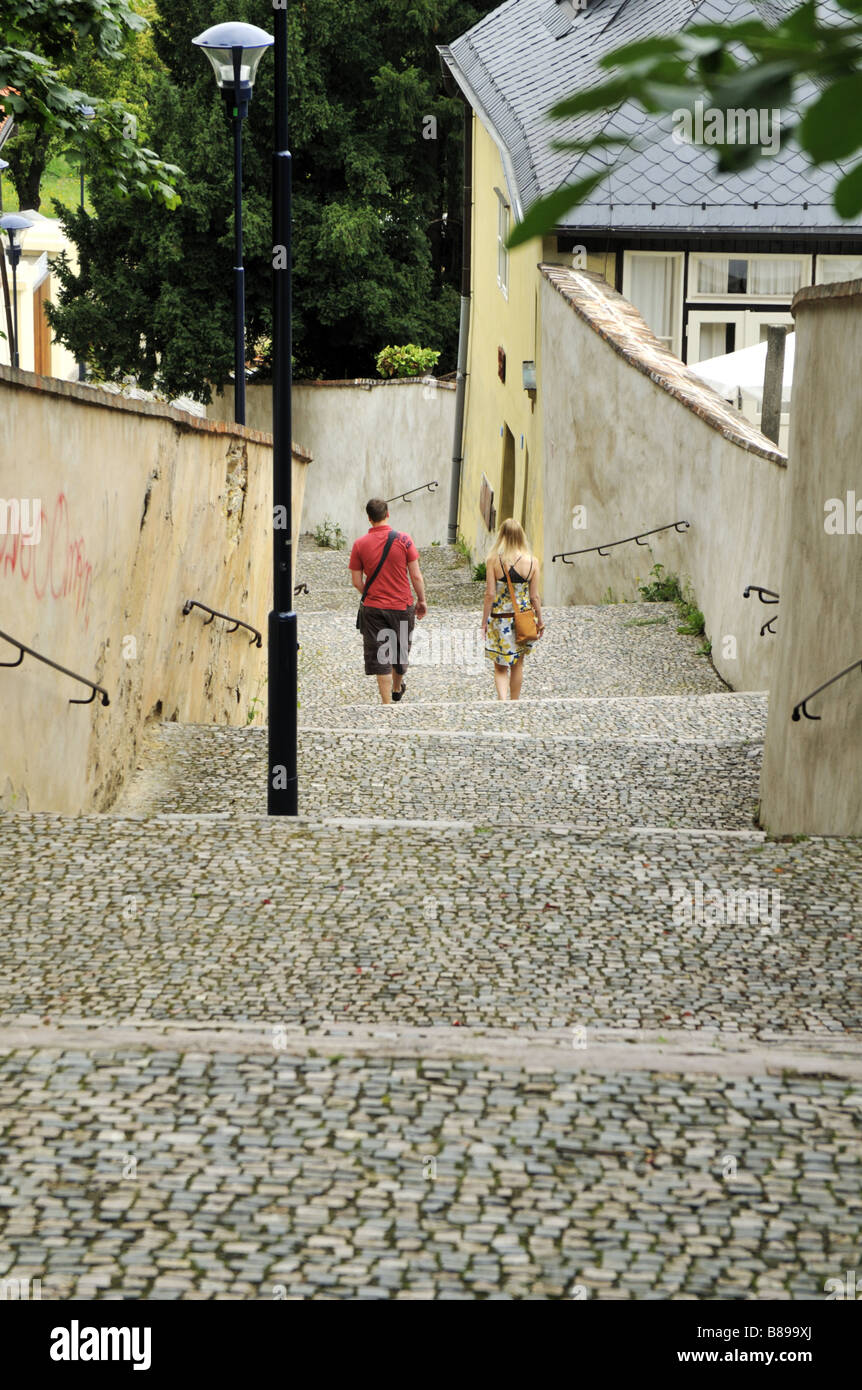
[0,0,179,211]
[46,0,495,400]
[509,0,862,248]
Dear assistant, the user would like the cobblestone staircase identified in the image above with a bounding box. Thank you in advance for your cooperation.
[0,538,859,1300]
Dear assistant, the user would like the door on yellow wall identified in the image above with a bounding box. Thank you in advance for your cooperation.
[500,425,515,523]
[33,275,52,375]
[520,444,530,532]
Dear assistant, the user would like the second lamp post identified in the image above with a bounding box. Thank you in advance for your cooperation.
[0,213,33,368]
[192,22,273,426]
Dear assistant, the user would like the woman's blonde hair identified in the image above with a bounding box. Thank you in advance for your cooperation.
[487,517,532,568]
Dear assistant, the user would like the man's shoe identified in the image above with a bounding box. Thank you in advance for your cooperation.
[391,680,406,703]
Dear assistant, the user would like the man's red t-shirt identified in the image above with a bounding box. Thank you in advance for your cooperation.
[349,526,418,609]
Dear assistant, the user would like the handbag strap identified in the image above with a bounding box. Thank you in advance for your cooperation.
[361,529,398,605]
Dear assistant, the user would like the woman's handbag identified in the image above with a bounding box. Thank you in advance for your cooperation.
[502,558,539,643]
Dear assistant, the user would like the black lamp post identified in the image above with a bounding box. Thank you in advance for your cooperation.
[192,22,273,427]
[193,14,297,816]
[77,105,95,212]
[268,4,298,815]
[0,160,12,363]
[0,213,33,368]
[76,105,95,382]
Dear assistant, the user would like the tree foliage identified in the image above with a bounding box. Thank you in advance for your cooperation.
[46,0,496,399]
[509,0,862,248]
[0,0,180,211]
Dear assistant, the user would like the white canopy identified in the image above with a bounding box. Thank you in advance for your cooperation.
[689,333,795,410]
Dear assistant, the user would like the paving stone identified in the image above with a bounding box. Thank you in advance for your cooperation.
[0,541,859,1300]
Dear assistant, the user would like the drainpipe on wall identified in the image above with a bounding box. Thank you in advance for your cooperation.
[448,98,472,544]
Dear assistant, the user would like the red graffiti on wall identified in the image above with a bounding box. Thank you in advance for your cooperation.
[0,493,93,626]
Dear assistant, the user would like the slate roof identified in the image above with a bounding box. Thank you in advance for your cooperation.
[440,0,862,234]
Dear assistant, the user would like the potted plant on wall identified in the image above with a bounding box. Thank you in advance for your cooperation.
[375,344,440,379]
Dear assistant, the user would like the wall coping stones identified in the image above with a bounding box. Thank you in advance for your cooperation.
[295,375,456,391]
[792,276,862,314]
[539,265,787,468]
[0,363,313,463]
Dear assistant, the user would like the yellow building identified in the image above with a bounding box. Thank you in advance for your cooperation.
[450,110,611,566]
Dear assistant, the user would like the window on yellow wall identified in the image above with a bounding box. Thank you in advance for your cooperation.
[496,189,510,298]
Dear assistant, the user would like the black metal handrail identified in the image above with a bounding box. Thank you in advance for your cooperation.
[182,600,262,647]
[552,519,690,564]
[385,480,439,504]
[792,658,862,722]
[743,585,780,636]
[0,627,109,706]
[743,585,779,604]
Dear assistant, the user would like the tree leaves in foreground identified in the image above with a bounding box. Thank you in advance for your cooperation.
[508,0,862,247]
[0,0,180,211]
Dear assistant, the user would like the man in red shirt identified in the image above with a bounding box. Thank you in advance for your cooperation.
[349,498,427,704]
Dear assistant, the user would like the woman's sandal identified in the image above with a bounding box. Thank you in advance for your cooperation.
[391,681,406,703]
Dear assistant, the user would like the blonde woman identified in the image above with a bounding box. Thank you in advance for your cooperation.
[481,518,544,701]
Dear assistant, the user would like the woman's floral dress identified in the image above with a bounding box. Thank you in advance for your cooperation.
[485,563,536,667]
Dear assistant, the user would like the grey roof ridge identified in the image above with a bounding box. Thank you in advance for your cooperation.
[438,40,536,221]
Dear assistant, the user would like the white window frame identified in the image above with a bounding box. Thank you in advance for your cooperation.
[686,308,794,364]
[495,188,510,299]
[815,254,862,285]
[622,250,684,358]
[688,251,812,303]
[686,310,748,364]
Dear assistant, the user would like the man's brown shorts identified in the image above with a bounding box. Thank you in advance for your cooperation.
[360,605,416,675]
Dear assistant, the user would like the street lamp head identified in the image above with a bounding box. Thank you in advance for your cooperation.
[0,212,34,259]
[192,22,273,113]
[77,104,96,121]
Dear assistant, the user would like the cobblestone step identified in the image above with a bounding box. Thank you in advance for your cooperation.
[299,692,767,739]
[1,816,858,1037]
[114,721,762,828]
[2,1047,857,1299]
[296,604,725,705]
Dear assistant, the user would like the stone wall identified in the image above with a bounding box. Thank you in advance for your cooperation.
[539,268,788,692]
[0,366,309,813]
[759,281,862,835]
[209,377,454,548]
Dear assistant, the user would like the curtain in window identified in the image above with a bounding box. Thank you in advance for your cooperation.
[697,322,730,362]
[627,255,677,347]
[697,257,730,295]
[818,256,862,284]
[747,259,805,295]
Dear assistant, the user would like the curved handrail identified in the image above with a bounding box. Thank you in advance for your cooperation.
[792,658,862,722]
[743,585,780,604]
[182,599,262,647]
[552,519,690,564]
[0,627,109,706]
[743,585,780,636]
[385,480,439,505]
